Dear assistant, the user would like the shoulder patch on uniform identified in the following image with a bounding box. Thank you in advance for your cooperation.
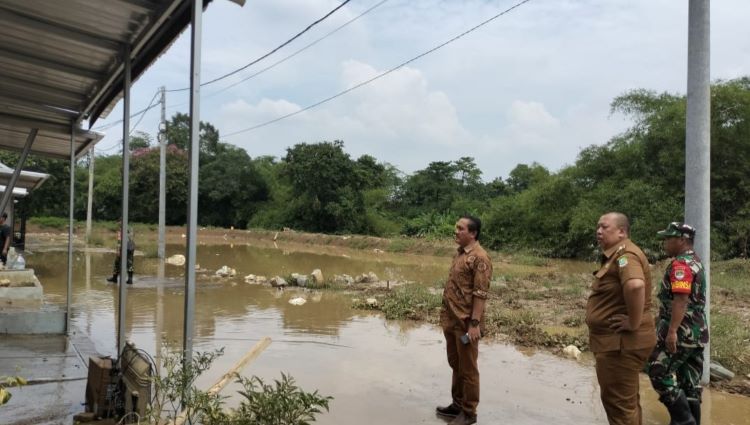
[674,268,685,280]
[477,261,487,272]
[467,255,476,263]
[617,256,628,267]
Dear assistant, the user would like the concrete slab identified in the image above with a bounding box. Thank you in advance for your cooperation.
[0,305,66,334]
[0,269,43,308]
[0,379,86,425]
[0,334,96,425]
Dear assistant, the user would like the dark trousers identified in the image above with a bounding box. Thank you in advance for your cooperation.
[443,322,480,416]
[594,347,653,425]
[113,249,134,274]
[647,345,704,404]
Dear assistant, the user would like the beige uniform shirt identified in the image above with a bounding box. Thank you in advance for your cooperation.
[586,239,656,353]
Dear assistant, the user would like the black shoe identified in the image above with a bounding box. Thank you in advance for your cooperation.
[687,398,701,425]
[436,403,461,418]
[126,272,133,285]
[106,274,118,283]
[665,391,696,425]
[449,412,477,425]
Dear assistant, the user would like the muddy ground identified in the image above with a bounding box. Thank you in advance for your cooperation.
[26,222,750,395]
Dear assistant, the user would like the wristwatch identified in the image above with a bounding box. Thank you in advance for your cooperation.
[469,318,480,327]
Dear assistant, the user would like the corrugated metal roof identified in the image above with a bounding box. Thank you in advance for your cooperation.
[0,0,208,160]
[0,162,49,192]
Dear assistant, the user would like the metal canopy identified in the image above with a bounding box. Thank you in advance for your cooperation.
[0,162,49,191]
[0,0,208,159]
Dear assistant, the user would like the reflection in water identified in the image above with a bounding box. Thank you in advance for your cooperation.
[24,244,750,425]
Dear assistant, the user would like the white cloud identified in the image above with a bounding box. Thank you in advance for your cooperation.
[89,0,750,180]
[218,60,474,169]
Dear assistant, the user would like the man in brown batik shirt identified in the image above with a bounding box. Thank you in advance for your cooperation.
[436,215,492,425]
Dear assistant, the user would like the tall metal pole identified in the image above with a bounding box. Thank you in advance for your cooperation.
[86,147,95,243]
[66,126,75,335]
[184,0,202,366]
[158,86,167,259]
[117,44,132,358]
[685,0,711,384]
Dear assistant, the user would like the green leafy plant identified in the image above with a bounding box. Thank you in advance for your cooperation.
[232,373,332,425]
[146,347,332,425]
[147,347,229,425]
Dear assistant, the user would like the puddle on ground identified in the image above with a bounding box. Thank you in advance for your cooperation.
[13,244,750,425]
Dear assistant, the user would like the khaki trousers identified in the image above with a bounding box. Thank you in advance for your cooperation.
[594,347,653,425]
[443,324,480,416]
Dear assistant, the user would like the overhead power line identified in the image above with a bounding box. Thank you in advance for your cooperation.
[93,91,162,154]
[166,0,391,110]
[129,92,161,134]
[91,90,161,131]
[167,0,353,93]
[223,0,533,138]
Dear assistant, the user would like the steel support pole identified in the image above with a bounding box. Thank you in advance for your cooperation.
[183,0,202,366]
[0,129,37,215]
[66,127,75,335]
[685,0,711,384]
[117,44,132,358]
[158,86,166,259]
[86,147,95,243]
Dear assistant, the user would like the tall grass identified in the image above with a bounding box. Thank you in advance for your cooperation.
[711,310,750,376]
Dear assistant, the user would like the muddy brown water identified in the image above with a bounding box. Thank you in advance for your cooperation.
[17,243,750,424]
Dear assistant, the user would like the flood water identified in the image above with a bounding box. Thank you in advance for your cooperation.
[20,242,750,424]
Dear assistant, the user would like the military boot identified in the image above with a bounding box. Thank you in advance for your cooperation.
[665,391,696,425]
[126,272,133,285]
[448,411,477,425]
[436,403,461,418]
[106,273,118,283]
[687,398,701,425]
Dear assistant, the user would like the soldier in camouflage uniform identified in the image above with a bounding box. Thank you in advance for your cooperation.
[647,222,708,425]
[107,220,135,285]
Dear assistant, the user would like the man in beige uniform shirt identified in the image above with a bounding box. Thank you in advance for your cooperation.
[586,212,657,425]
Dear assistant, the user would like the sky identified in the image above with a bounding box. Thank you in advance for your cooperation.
[88,0,750,182]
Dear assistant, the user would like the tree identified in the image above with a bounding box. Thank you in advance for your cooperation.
[454,156,482,187]
[283,141,366,233]
[398,161,458,216]
[129,131,152,151]
[165,112,220,157]
[199,144,269,228]
[506,162,550,193]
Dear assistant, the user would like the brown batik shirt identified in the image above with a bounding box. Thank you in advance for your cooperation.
[441,241,493,329]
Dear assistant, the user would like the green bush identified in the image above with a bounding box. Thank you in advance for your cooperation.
[233,373,332,425]
[380,285,442,320]
[402,212,455,240]
[147,347,333,425]
[28,216,70,229]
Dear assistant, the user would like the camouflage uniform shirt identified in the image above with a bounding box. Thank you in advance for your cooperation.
[656,250,708,347]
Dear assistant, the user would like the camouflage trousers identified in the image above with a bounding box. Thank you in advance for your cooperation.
[113,250,134,274]
[646,344,704,404]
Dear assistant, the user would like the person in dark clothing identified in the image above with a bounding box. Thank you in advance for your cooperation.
[107,220,135,284]
[0,212,11,266]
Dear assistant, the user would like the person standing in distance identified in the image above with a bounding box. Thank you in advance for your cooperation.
[436,215,492,425]
[0,212,10,266]
[586,212,657,425]
[107,219,135,284]
[647,222,707,425]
